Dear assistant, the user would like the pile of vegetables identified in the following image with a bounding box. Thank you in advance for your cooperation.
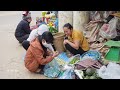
[83,68,102,79]
[69,57,80,65]
[49,26,58,33]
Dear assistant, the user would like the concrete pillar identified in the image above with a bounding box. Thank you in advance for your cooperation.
[58,11,73,32]
[73,11,89,31]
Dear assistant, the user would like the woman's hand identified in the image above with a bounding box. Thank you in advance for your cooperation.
[52,51,59,58]
[63,40,69,44]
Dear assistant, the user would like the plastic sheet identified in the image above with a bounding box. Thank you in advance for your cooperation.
[97,62,120,79]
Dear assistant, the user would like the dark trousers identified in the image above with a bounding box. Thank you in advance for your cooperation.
[22,40,30,50]
[16,34,29,43]
[65,43,86,55]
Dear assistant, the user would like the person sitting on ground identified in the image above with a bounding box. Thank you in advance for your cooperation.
[36,18,47,26]
[24,31,59,73]
[15,15,32,43]
[30,17,47,30]
[63,23,90,55]
[22,24,50,51]
[22,11,31,19]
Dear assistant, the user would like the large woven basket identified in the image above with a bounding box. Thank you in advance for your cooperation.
[53,32,65,53]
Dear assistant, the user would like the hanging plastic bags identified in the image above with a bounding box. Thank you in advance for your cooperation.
[99,17,118,39]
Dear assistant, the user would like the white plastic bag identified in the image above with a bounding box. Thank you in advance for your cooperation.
[92,11,102,21]
[74,70,84,79]
[97,62,120,79]
[61,64,73,71]
[99,17,118,39]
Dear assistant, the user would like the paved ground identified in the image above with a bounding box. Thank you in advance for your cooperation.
[0,11,49,79]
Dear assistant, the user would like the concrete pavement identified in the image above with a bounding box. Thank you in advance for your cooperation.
[0,11,49,79]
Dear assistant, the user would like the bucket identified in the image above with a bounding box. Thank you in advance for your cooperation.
[53,32,65,53]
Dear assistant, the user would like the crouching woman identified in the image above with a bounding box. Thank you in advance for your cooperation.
[24,31,59,73]
[63,23,90,55]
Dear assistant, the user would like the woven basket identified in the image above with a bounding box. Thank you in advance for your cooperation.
[53,32,65,53]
